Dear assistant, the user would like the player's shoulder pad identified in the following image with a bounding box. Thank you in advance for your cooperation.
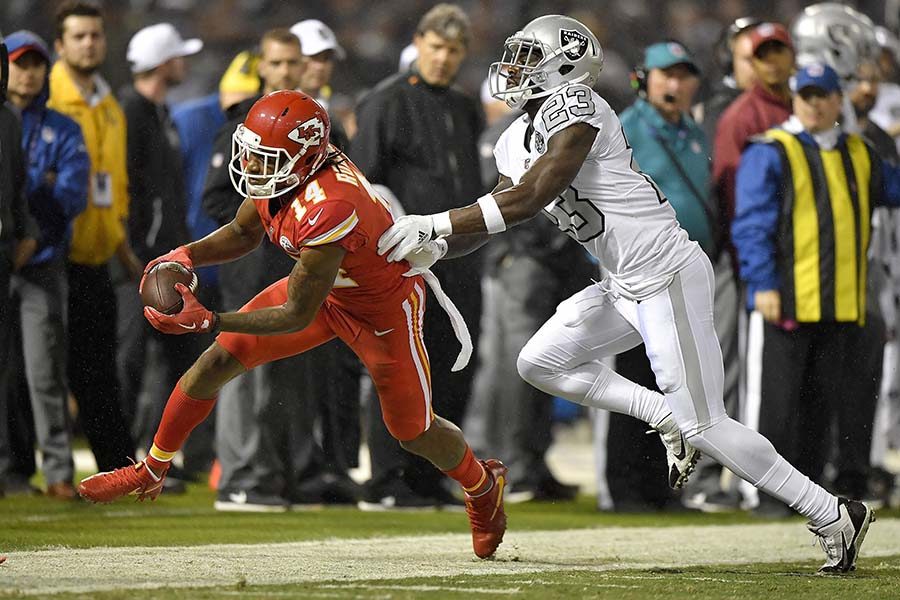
[537,83,607,136]
[296,198,359,248]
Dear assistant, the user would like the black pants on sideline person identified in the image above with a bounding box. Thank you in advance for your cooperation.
[67,262,134,471]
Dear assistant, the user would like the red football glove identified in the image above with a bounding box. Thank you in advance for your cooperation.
[139,246,194,294]
[144,283,217,335]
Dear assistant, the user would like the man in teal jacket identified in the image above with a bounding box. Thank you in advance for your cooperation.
[607,41,727,512]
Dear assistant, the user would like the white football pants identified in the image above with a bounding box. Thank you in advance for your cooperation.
[517,254,837,525]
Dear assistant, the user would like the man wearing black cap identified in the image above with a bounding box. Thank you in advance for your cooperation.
[734,63,900,515]
[0,29,40,498]
[2,30,88,499]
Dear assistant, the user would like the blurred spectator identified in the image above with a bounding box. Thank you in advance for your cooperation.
[168,52,261,478]
[202,28,310,512]
[353,3,484,509]
[3,30,88,500]
[732,63,900,514]
[694,17,761,147]
[290,19,349,149]
[117,23,203,492]
[464,86,589,504]
[287,17,363,506]
[0,34,41,498]
[868,26,900,153]
[47,0,136,474]
[601,40,711,511]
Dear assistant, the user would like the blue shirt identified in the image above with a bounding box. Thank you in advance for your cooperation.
[620,99,714,255]
[172,93,226,285]
[20,89,89,265]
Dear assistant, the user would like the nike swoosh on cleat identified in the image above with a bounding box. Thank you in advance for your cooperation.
[490,475,505,521]
[374,328,395,337]
[673,432,687,461]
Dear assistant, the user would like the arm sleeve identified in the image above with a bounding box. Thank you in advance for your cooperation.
[51,121,90,221]
[202,120,243,226]
[732,142,783,308]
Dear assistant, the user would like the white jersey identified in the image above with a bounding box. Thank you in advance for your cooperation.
[493,83,702,300]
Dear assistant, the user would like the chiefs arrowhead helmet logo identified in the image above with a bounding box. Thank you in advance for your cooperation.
[287,117,326,156]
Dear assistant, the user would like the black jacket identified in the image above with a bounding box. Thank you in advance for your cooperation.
[120,87,190,262]
[0,103,38,261]
[351,69,485,215]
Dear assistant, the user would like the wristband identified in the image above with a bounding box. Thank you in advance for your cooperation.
[477,193,507,233]
[434,237,449,260]
[433,211,453,236]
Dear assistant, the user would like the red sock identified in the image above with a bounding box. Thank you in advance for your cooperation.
[443,445,491,496]
[145,381,216,474]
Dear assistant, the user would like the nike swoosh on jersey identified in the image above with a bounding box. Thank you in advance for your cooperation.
[178,323,198,330]
[308,208,325,226]
[374,328,395,337]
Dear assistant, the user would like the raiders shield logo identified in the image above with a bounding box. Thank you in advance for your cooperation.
[560,29,588,61]
[534,132,546,154]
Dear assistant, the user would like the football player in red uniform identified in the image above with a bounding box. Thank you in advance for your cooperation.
[77,90,507,559]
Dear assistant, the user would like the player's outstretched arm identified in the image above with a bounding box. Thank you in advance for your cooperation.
[186,198,265,267]
[378,123,597,261]
[216,244,345,335]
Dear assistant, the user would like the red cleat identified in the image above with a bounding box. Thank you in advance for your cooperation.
[78,460,169,503]
[464,459,508,559]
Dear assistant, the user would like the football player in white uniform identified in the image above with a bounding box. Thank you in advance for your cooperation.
[379,15,875,573]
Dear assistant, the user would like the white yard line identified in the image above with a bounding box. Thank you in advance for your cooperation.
[3,519,900,596]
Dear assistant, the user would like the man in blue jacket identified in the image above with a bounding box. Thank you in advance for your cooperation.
[3,30,88,499]
[733,63,900,511]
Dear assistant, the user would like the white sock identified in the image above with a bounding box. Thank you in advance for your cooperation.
[689,417,838,526]
[517,357,670,426]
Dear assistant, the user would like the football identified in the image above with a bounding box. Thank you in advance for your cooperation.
[140,262,198,315]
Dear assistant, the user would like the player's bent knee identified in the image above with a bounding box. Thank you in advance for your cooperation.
[516,352,549,386]
[182,343,246,397]
[385,416,427,443]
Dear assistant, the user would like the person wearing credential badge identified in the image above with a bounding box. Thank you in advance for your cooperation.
[47,1,138,472]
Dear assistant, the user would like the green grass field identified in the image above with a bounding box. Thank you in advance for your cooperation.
[3,480,900,599]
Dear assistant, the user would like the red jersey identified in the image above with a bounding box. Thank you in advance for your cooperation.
[255,155,413,316]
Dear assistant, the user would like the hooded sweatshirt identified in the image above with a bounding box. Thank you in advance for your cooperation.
[6,30,89,265]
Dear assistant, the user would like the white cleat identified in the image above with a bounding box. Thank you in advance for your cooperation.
[649,413,701,489]
[809,498,875,574]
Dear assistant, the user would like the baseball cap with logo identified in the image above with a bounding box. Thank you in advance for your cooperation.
[792,62,842,94]
[750,22,794,57]
[290,19,346,60]
[644,41,700,74]
[127,23,202,74]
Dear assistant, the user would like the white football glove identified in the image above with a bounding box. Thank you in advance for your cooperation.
[377,214,436,262]
[402,238,449,277]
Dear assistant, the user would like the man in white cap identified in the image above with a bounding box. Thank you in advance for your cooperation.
[289,19,345,110]
[117,23,202,488]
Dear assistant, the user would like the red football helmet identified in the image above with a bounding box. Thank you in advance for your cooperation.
[229,90,332,200]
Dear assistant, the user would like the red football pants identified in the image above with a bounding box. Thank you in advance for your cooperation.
[217,277,434,441]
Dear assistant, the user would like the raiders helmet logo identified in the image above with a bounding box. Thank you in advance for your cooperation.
[560,29,589,61]
[534,132,546,154]
[287,117,325,156]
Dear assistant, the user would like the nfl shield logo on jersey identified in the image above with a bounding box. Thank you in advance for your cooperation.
[560,29,588,61]
[279,235,300,256]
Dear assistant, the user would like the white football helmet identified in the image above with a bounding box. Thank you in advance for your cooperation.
[488,15,604,109]
[791,2,879,79]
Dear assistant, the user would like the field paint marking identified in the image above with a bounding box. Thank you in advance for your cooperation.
[4,519,900,596]
[323,584,522,594]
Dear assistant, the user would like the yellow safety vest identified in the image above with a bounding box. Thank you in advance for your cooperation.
[763,128,878,325]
